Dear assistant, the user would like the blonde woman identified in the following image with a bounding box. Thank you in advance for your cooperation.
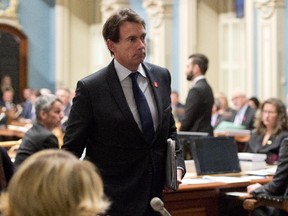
[0,149,110,216]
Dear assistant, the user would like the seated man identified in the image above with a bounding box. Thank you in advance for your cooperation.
[230,88,256,130]
[14,94,64,168]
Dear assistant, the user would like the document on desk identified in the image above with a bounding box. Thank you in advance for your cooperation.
[182,178,217,185]
[246,166,277,176]
[202,176,250,183]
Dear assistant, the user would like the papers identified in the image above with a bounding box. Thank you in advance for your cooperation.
[182,178,215,185]
[240,161,267,171]
[238,152,267,162]
[202,175,250,183]
[181,175,265,185]
[246,166,277,176]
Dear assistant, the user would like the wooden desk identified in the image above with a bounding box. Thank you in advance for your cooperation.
[0,127,25,139]
[163,175,272,216]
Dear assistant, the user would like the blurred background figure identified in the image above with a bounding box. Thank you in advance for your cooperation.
[248,96,261,110]
[245,98,288,165]
[214,92,235,121]
[230,88,256,130]
[0,149,110,216]
[171,90,185,123]
[0,75,13,99]
[39,88,51,96]
[14,94,64,168]
[20,88,38,122]
[0,88,16,111]
[211,97,223,129]
[0,88,22,124]
[180,53,214,136]
[55,87,72,133]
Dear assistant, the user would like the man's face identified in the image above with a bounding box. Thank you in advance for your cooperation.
[108,22,146,71]
[56,89,70,106]
[231,94,246,110]
[185,58,195,81]
[41,101,64,131]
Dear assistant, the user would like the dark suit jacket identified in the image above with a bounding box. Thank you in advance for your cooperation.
[231,105,256,130]
[62,60,185,216]
[21,100,33,119]
[14,122,59,168]
[252,138,288,215]
[246,130,288,164]
[180,78,214,135]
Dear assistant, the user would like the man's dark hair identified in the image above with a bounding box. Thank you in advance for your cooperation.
[102,8,146,55]
[189,53,209,74]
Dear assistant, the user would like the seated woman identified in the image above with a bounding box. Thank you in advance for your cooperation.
[247,138,288,216]
[245,98,288,165]
[14,94,64,168]
[0,149,110,216]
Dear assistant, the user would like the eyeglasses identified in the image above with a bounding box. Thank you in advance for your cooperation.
[262,110,277,115]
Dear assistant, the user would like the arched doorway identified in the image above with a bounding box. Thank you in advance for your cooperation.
[0,23,28,102]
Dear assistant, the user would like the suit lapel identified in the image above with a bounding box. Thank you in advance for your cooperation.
[142,63,163,134]
[106,61,141,135]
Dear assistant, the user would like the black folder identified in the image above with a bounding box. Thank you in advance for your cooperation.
[165,139,178,191]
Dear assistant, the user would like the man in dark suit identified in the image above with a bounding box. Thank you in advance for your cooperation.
[180,53,214,135]
[14,94,63,168]
[230,88,256,130]
[62,9,185,216]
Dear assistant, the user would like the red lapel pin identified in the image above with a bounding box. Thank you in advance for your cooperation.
[154,82,158,88]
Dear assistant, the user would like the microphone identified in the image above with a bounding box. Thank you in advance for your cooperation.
[150,197,171,216]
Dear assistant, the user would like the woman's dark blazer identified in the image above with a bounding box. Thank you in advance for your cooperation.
[62,60,185,216]
[246,131,288,164]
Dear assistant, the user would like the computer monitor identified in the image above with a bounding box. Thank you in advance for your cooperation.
[191,136,241,176]
[176,131,209,160]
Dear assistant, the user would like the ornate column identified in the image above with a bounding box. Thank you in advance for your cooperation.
[101,0,129,22]
[142,0,173,70]
[55,0,71,88]
[254,0,285,99]
[177,0,197,103]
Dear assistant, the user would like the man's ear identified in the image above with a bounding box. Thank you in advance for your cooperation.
[39,110,47,120]
[107,39,115,54]
[194,64,202,75]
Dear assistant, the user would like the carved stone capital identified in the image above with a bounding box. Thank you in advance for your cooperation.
[142,0,172,28]
[254,0,285,19]
[100,0,129,22]
[0,0,18,19]
[0,0,20,28]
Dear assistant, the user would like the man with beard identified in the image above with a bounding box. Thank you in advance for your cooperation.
[62,8,185,216]
[180,53,214,135]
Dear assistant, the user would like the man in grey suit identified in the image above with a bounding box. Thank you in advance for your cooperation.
[180,53,214,135]
[62,9,185,216]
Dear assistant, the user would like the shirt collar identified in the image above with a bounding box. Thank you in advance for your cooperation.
[192,75,205,85]
[114,59,146,81]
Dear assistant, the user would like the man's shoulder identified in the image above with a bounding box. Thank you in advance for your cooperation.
[143,62,168,73]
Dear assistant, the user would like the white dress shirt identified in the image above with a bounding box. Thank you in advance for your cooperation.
[114,59,159,132]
